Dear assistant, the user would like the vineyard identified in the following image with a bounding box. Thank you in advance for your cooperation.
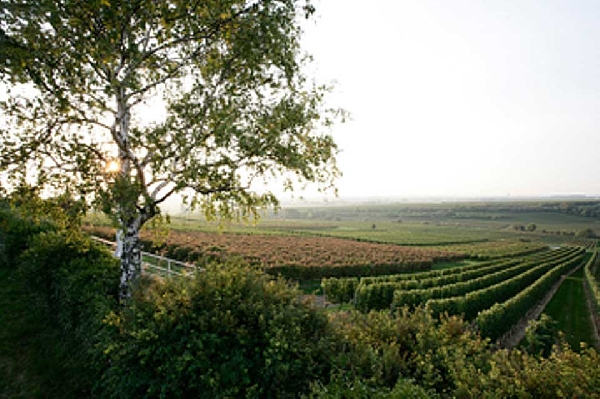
[323,246,592,342]
[83,207,600,347]
[84,226,462,279]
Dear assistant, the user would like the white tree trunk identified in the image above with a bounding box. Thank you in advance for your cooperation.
[115,86,142,303]
[118,223,142,302]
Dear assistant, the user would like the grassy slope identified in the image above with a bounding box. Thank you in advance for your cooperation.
[543,266,596,351]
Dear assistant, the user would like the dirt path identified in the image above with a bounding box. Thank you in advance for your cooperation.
[498,262,584,349]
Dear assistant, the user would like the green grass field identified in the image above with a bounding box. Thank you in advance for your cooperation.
[543,266,596,351]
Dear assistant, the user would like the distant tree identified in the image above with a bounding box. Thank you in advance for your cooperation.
[526,223,537,232]
[0,0,342,301]
[576,228,596,238]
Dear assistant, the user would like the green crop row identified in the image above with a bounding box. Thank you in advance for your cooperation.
[325,247,572,309]
[392,247,582,310]
[424,249,585,320]
[353,248,579,312]
[359,247,569,287]
[360,258,508,286]
[321,277,359,303]
[476,251,592,341]
[266,261,431,280]
[390,247,573,292]
[323,258,508,306]
[319,248,565,304]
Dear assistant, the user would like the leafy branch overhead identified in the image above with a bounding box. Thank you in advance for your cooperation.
[0,0,343,223]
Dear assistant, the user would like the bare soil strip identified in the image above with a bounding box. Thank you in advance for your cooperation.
[498,261,585,349]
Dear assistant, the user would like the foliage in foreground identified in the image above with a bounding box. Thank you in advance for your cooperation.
[318,309,600,399]
[97,264,340,398]
[0,202,120,397]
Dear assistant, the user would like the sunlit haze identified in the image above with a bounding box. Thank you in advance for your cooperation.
[299,0,600,199]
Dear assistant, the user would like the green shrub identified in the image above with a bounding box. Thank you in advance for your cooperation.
[18,231,120,365]
[96,261,341,398]
[454,344,600,398]
[0,207,119,397]
[0,206,55,265]
[306,375,430,399]
[521,314,559,357]
[326,308,490,395]
[355,282,401,312]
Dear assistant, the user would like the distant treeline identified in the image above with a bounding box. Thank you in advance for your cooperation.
[453,201,600,218]
[273,201,600,221]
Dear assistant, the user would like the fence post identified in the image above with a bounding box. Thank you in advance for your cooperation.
[168,259,172,278]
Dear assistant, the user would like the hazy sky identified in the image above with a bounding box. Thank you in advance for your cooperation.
[299,0,600,199]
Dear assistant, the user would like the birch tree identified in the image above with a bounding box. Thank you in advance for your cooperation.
[0,0,341,301]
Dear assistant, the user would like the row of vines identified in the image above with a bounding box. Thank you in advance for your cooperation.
[323,246,588,340]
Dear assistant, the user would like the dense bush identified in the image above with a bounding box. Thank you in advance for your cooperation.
[18,231,120,342]
[454,344,600,398]
[324,308,600,399]
[96,262,341,398]
[0,205,55,264]
[325,308,491,395]
[306,375,430,399]
[520,314,560,357]
[0,203,120,397]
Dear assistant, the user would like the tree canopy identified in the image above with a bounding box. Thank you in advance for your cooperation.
[0,0,342,299]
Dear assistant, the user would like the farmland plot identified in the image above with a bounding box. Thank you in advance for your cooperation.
[84,226,462,279]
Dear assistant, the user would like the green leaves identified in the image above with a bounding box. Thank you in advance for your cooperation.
[1,0,340,228]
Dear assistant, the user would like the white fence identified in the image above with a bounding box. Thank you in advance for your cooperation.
[91,236,202,278]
